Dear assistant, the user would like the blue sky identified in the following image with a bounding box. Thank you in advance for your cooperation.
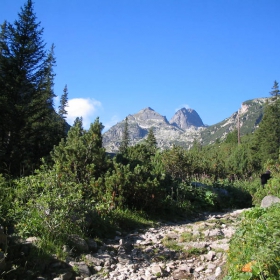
[1,1,280,130]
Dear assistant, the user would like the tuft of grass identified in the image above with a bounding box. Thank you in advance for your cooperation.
[179,232,193,242]
[184,247,208,257]
[162,237,183,252]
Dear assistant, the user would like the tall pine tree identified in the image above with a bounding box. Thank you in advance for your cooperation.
[59,85,68,120]
[0,0,64,175]
[57,84,69,138]
[270,80,280,101]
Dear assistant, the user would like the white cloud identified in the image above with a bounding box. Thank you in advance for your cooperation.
[67,98,102,129]
[175,104,190,112]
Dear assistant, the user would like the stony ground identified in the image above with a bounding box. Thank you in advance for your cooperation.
[51,208,248,280]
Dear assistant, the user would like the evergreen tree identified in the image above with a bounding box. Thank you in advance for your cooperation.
[0,1,61,175]
[145,127,157,155]
[252,84,280,164]
[0,21,11,168]
[57,84,69,138]
[270,80,280,101]
[119,117,130,154]
[52,117,109,196]
[59,85,68,119]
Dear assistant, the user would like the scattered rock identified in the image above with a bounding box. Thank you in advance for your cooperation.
[87,238,98,251]
[79,208,248,279]
[261,195,280,208]
[69,261,91,277]
[3,209,249,279]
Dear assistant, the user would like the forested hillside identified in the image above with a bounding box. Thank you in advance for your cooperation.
[1,1,280,279]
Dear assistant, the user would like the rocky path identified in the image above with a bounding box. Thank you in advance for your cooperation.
[57,208,248,280]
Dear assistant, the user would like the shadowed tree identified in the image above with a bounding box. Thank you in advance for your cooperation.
[0,1,64,175]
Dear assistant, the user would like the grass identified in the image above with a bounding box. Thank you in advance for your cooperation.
[162,237,183,252]
[178,232,193,242]
[184,247,208,257]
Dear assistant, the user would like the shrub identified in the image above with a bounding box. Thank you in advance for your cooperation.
[225,205,280,279]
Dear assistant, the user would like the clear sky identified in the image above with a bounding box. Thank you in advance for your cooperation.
[1,1,280,130]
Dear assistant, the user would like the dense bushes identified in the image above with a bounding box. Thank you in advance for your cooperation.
[0,117,255,249]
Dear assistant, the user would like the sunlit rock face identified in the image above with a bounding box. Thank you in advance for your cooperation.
[170,108,205,129]
[103,98,268,153]
[102,107,202,153]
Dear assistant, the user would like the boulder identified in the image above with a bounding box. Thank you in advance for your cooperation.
[261,195,280,208]
[68,234,89,252]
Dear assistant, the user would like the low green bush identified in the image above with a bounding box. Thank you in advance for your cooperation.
[224,205,280,280]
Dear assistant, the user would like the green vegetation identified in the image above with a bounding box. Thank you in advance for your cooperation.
[162,237,183,252]
[1,1,280,279]
[224,205,280,280]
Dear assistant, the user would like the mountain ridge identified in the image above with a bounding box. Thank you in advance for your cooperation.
[102,97,269,153]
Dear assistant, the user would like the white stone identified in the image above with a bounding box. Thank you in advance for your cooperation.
[215,266,222,276]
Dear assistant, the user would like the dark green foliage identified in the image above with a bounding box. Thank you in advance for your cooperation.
[252,98,280,164]
[161,146,190,181]
[0,0,67,176]
[51,117,109,193]
[119,117,130,154]
[224,129,238,144]
[145,127,157,155]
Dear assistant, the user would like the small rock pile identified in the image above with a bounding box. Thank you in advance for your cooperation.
[53,209,248,280]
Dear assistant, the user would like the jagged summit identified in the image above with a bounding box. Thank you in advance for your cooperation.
[170,108,205,129]
[133,107,169,125]
[102,98,267,153]
[102,107,203,153]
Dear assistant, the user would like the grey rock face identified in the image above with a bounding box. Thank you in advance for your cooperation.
[133,107,169,124]
[261,195,280,208]
[170,108,204,129]
[103,107,203,153]
[103,98,267,153]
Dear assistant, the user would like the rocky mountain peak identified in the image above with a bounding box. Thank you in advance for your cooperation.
[170,107,205,129]
[133,107,169,125]
[103,98,266,153]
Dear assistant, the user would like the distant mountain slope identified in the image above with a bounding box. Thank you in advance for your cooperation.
[201,98,267,145]
[102,98,269,152]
